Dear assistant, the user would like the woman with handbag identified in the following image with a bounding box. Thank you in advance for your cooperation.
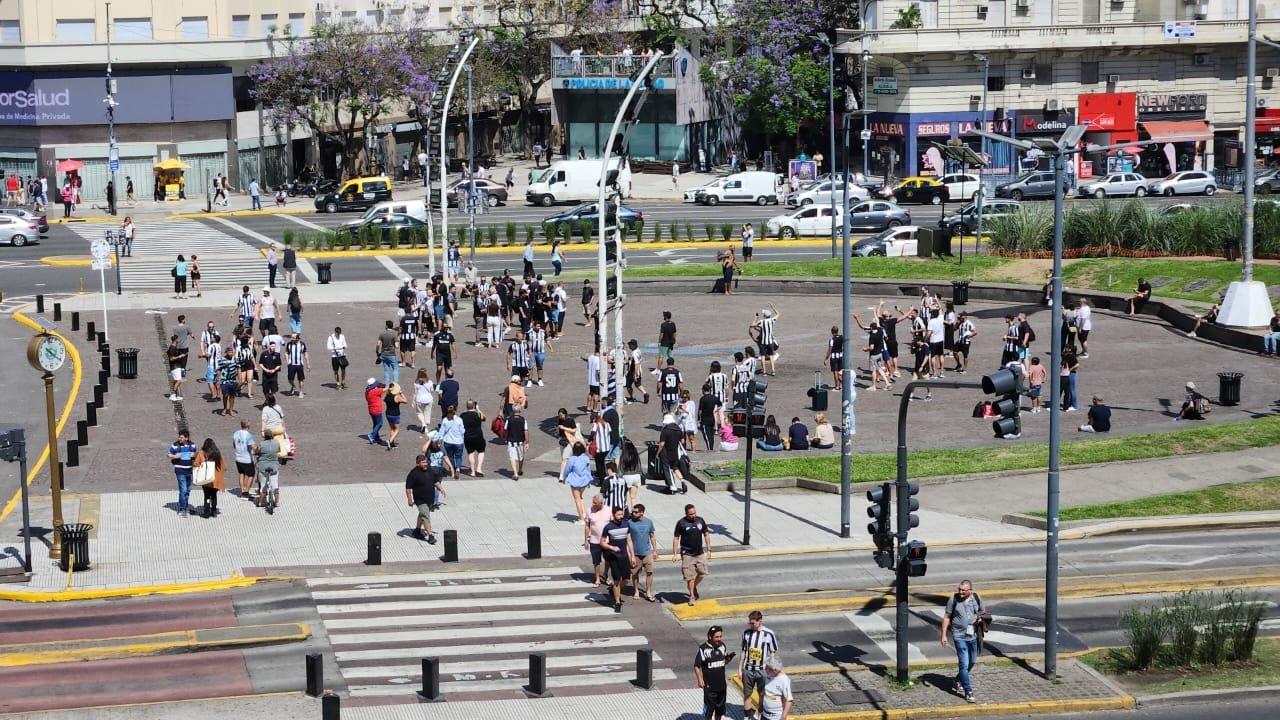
[192,438,226,519]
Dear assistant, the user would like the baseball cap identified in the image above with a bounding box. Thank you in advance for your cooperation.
[367,377,378,386]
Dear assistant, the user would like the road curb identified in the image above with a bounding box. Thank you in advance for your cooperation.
[288,236,842,259]
[1135,684,1280,706]
[0,574,293,603]
[0,622,310,667]
[40,255,93,267]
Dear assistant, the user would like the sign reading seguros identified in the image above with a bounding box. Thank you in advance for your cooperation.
[0,70,233,126]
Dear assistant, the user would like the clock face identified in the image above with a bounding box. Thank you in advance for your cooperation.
[37,336,66,372]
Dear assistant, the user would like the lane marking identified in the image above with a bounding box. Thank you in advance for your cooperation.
[845,609,926,662]
[317,591,591,615]
[374,254,408,280]
[306,566,580,586]
[279,214,327,232]
[311,578,583,601]
[322,605,616,631]
[340,651,657,679]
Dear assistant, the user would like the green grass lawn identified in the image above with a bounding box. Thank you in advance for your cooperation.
[1042,477,1280,521]
[617,255,1014,281]
[1082,638,1280,695]
[1061,258,1280,304]
[710,415,1280,485]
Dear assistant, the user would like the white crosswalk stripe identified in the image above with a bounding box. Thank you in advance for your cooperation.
[65,220,265,290]
[307,566,674,699]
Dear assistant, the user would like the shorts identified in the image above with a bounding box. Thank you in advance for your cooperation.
[416,503,432,522]
[1079,329,1090,342]
[513,366,529,378]
[588,384,601,397]
[257,466,279,492]
[400,339,416,353]
[658,345,674,362]
[534,351,546,370]
[259,318,277,334]
[632,553,654,573]
[236,461,255,477]
[1018,347,1029,360]
[331,356,347,372]
[829,357,843,372]
[1030,384,1042,398]
[465,435,486,453]
[507,443,525,462]
[929,341,944,357]
[887,342,900,359]
[742,245,753,258]
[170,367,185,382]
[955,341,971,356]
[623,473,642,488]
[869,353,886,368]
[386,414,401,426]
[606,553,630,582]
[681,553,708,581]
[589,543,603,568]
[287,365,305,383]
[742,667,768,699]
[220,381,239,396]
[757,342,774,358]
[436,353,452,369]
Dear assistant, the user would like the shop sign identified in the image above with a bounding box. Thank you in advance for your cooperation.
[1078,92,1137,132]
[873,76,898,95]
[1137,93,1207,115]
[957,118,1013,135]
[1019,115,1070,133]
[0,69,233,126]
[1163,20,1197,39]
[916,121,952,136]
[868,121,905,136]
[563,77,667,90]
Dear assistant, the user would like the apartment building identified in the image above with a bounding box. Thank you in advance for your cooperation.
[0,1,487,195]
[840,0,1280,180]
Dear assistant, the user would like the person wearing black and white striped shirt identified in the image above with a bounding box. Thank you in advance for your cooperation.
[506,331,532,384]
[602,461,628,515]
[954,312,977,374]
[731,352,752,407]
[823,325,844,391]
[740,610,779,719]
[527,321,552,387]
[285,334,311,398]
[658,358,684,415]
[625,339,649,405]
[749,303,781,376]
[399,312,419,368]
[234,286,258,329]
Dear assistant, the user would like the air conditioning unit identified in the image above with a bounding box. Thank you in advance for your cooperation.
[1193,53,1210,65]
[1022,66,1037,79]
[1015,0,1030,6]
[1267,67,1280,78]
[970,94,983,103]
[1045,99,1061,111]
[977,4,989,16]
[1107,74,1120,84]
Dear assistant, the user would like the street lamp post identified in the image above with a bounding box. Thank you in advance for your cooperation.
[439,35,481,280]
[105,2,118,216]
[816,36,837,259]
[862,50,871,179]
[972,53,989,262]
[466,64,477,262]
[839,111,854,538]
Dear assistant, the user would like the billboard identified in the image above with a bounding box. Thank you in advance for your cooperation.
[0,68,233,126]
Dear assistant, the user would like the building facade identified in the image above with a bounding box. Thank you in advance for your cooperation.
[840,0,1280,180]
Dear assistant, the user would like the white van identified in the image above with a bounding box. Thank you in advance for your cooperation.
[692,171,781,206]
[525,159,632,207]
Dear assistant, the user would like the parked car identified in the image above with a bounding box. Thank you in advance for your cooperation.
[339,200,430,233]
[541,202,643,237]
[765,205,842,238]
[1077,172,1149,199]
[852,226,921,257]
[1147,170,1216,196]
[846,200,912,231]
[890,176,950,205]
[0,207,48,234]
[937,173,982,201]
[0,214,39,246]
[994,171,1061,200]
[787,179,869,207]
[1157,203,1205,217]
[314,175,394,213]
[444,178,508,208]
[1256,169,1280,194]
[335,213,427,243]
[526,159,631,206]
[939,200,1022,235]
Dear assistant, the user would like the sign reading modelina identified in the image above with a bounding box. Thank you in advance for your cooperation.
[0,69,233,126]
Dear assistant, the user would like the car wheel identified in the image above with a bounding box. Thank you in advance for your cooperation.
[887,219,903,228]
[325,202,338,213]
[950,224,964,236]
[1094,189,1106,199]
[486,194,499,207]
[1261,185,1273,195]
[11,234,26,247]
[871,248,885,256]
[930,195,942,205]
[1011,190,1024,201]
[540,195,554,207]
[1204,185,1216,196]
[757,196,769,206]
[706,196,719,207]
[1135,187,1147,198]
[1163,187,1175,197]
[781,227,796,239]
[800,198,812,206]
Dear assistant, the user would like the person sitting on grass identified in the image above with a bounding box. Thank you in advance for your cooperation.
[1175,381,1210,421]
[1077,395,1112,433]
[809,413,835,449]
[784,417,810,450]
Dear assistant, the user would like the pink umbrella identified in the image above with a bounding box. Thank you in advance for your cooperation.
[56,159,84,173]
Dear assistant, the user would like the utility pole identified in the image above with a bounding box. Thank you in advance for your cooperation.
[862,50,871,179]
[439,34,481,280]
[972,53,989,263]
[816,35,837,259]
[466,64,476,262]
[105,2,118,216]
[839,111,854,538]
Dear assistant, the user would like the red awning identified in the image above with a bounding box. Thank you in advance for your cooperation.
[1139,120,1211,143]
[1258,116,1280,134]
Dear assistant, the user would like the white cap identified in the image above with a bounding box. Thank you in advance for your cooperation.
[367,377,378,386]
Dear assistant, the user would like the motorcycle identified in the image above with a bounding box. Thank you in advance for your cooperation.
[286,177,336,198]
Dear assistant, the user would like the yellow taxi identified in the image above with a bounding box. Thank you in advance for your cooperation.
[890,176,950,205]
[315,175,394,213]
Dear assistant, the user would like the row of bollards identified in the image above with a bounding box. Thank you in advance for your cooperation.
[65,343,112,469]
[364,527,545,566]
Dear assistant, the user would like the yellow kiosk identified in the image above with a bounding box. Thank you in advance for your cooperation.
[154,158,189,201]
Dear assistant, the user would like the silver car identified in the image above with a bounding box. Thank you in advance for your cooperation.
[1077,172,1148,199]
[1147,170,1216,196]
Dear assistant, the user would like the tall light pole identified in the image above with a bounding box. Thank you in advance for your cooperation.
[439,34,481,281]
[105,2,118,216]
[862,50,871,179]
[466,64,476,261]
[839,110,854,538]
[972,53,989,261]
[815,35,837,259]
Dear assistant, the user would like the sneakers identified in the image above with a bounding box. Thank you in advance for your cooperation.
[537,379,545,387]
[298,392,305,399]
[1065,406,1078,413]
[965,691,976,703]
[525,381,534,387]
[614,602,623,613]
[1079,353,1090,358]
[1187,331,1197,337]
[412,528,426,541]
[427,533,438,545]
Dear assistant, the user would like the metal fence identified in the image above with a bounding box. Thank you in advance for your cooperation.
[552,55,674,78]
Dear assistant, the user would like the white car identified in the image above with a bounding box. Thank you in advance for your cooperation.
[852,226,921,257]
[0,214,39,246]
[937,173,982,201]
[1077,172,1149,198]
[1147,170,1216,196]
[765,205,843,238]
[787,180,869,208]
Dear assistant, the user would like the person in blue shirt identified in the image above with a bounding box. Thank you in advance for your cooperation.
[628,504,658,602]
[167,429,198,517]
[1078,395,1112,433]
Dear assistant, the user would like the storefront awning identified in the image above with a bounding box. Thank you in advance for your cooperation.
[1139,120,1211,143]
[1257,116,1280,134]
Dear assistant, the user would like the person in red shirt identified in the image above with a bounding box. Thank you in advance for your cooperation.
[364,378,386,446]
[4,172,18,204]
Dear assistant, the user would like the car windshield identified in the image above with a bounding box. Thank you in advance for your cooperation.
[1011,173,1038,184]
[566,202,595,215]
[868,229,896,242]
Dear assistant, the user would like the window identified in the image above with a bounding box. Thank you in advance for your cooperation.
[288,13,306,36]
[1158,59,1175,82]
[341,10,357,20]
[1081,61,1099,85]
[1035,63,1053,85]
[114,18,152,40]
[440,8,453,24]
[180,17,209,40]
[260,13,278,36]
[987,66,1005,91]
[1219,56,1238,81]
[0,20,18,43]
[231,15,250,37]
[388,9,407,25]
[365,10,380,27]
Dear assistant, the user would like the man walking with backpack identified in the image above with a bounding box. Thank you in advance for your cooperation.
[940,579,987,703]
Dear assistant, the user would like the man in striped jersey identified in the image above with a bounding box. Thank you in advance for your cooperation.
[202,329,222,402]
[234,286,258,330]
[399,310,418,369]
[600,505,635,612]
[505,330,532,386]
[658,358,684,415]
[823,325,844,391]
[731,352,753,408]
[740,610,780,720]
[602,461,628,515]
[284,333,311,398]
[625,339,649,404]
[749,304,781,376]
[527,320,552,387]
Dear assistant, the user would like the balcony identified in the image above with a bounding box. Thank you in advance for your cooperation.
[552,54,675,79]
[837,19,1266,55]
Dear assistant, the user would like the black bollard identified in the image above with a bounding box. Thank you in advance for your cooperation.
[58,462,64,490]
[98,370,109,389]
[305,652,323,697]
[417,657,443,702]
[71,312,80,331]
[86,321,96,342]
[633,648,654,689]
[321,691,340,720]
[526,526,541,560]
[93,385,104,410]
[100,352,109,374]
[525,653,549,697]
[442,529,458,562]
[65,441,78,468]
[366,532,381,565]
[76,420,88,447]
[53,303,61,321]
[85,401,97,427]
[35,295,43,314]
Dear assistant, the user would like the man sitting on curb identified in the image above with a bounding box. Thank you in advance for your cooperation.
[1077,395,1111,433]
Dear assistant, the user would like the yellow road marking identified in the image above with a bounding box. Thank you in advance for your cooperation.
[0,623,310,667]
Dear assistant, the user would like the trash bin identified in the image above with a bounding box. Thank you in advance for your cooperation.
[316,262,333,285]
[936,225,954,256]
[1223,240,1240,262]
[645,441,660,480]
[952,280,970,306]
[57,523,92,572]
[1218,371,1244,406]
[116,347,140,379]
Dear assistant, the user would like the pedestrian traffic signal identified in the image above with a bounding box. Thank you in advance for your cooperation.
[903,480,920,530]
[605,275,618,302]
[982,366,1023,439]
[866,482,894,568]
[604,229,620,264]
[747,378,768,409]
[0,429,21,463]
[731,407,766,439]
[903,540,928,577]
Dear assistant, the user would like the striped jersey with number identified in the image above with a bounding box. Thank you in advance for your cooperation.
[958,320,976,344]
[659,367,682,400]
[828,336,844,361]
[733,363,753,395]
[603,474,628,513]
[400,316,418,342]
[706,372,728,403]
[741,626,779,670]
[236,294,258,320]
[508,340,531,368]
[286,341,307,366]
[528,328,547,353]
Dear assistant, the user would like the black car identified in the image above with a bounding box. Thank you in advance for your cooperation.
[335,213,426,244]
[938,200,1021,235]
[542,202,644,237]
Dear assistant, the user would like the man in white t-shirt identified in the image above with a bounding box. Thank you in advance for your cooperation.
[927,312,946,378]
[759,656,793,720]
[1076,299,1092,358]
[418,150,429,186]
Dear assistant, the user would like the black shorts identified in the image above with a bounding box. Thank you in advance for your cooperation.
[513,366,529,378]
[464,435,486,453]
[400,339,416,353]
[829,357,843,371]
[331,356,348,372]
[436,352,452,369]
[239,358,255,371]
[235,461,255,477]
[929,341,944,357]
[742,245,753,258]
[588,384,601,397]
[288,365,305,383]
[1078,329,1090,342]
[605,552,630,582]
[954,342,971,357]
[887,342,900,359]
[757,342,775,358]
[259,318,277,334]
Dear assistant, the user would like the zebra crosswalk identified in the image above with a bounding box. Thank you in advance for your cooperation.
[307,565,677,700]
[65,220,266,291]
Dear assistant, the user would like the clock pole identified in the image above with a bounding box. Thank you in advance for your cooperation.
[43,370,65,561]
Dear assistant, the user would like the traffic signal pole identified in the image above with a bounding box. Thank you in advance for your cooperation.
[1044,152,1067,678]
[895,377,980,682]
[743,410,754,546]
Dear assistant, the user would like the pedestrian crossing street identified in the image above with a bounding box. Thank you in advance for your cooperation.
[66,220,265,291]
[307,565,677,699]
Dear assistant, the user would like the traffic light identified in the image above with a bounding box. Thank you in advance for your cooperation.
[605,275,618,302]
[903,480,920,530]
[747,378,767,408]
[731,407,766,439]
[982,366,1023,439]
[903,540,928,577]
[866,482,894,569]
[0,429,20,463]
[604,228,620,264]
